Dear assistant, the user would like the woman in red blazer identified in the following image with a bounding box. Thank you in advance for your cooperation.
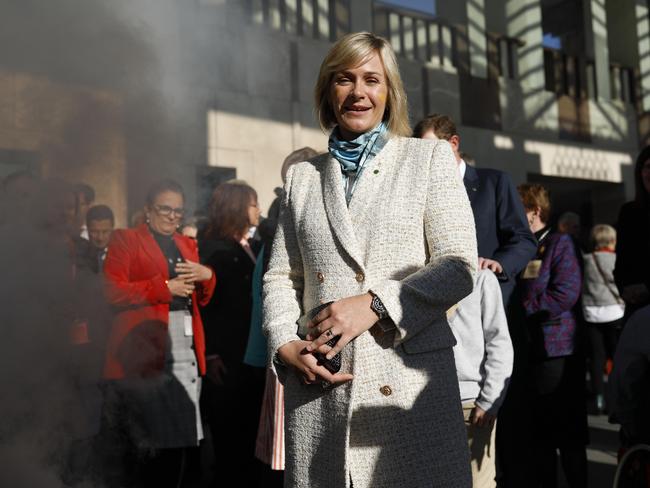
[103,179,215,486]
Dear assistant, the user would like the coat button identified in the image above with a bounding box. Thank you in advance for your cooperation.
[355,272,365,283]
[317,272,325,283]
[380,385,392,396]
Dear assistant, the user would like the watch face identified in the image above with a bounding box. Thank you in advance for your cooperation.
[372,295,387,317]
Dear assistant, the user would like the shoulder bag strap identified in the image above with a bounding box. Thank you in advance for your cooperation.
[592,253,624,304]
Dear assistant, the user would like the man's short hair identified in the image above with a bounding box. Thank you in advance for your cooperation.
[86,204,114,226]
[281,147,319,182]
[413,114,458,140]
[73,183,95,204]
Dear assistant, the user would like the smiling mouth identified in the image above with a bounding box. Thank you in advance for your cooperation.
[345,106,371,113]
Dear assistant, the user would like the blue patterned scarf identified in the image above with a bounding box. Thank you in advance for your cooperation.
[328,122,388,175]
[328,122,389,205]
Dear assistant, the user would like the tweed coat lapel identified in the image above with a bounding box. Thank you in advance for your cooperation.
[322,154,365,271]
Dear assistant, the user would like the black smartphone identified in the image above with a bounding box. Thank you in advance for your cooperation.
[297,301,342,374]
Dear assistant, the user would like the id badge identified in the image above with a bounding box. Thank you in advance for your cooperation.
[523,259,542,279]
[183,314,194,337]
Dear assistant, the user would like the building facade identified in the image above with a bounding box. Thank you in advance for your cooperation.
[0,0,647,227]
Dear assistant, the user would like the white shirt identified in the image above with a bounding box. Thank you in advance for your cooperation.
[583,304,625,323]
[458,159,467,180]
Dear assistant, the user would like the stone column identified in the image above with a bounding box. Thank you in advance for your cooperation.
[505,0,558,131]
[635,0,650,111]
[584,0,611,100]
[467,0,488,78]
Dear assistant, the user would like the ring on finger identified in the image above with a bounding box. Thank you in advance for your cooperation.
[325,330,333,338]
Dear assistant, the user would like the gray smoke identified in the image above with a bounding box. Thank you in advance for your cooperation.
[0,1,246,485]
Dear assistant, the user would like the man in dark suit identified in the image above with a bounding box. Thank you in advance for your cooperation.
[414,114,537,304]
[85,204,114,273]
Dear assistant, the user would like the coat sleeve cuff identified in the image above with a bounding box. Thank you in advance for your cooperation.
[267,332,302,383]
[151,275,173,303]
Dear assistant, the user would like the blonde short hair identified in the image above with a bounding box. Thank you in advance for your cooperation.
[590,224,617,249]
[314,32,410,137]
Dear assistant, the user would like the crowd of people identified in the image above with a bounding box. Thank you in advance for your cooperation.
[2,31,650,488]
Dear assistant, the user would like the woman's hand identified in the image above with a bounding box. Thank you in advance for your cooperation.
[277,340,354,386]
[306,293,377,360]
[175,260,213,283]
[167,277,195,297]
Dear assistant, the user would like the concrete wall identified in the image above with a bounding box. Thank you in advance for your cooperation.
[0,70,127,226]
[200,0,640,210]
[0,0,644,220]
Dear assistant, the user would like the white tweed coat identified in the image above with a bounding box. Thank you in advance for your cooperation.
[263,136,478,488]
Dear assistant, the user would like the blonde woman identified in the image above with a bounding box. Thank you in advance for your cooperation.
[263,32,477,487]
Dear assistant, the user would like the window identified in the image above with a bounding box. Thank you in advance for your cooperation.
[378,0,436,16]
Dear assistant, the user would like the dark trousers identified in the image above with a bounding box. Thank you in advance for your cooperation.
[535,444,588,488]
[586,319,621,398]
[497,355,588,488]
[98,383,200,488]
[531,356,589,488]
[201,363,265,488]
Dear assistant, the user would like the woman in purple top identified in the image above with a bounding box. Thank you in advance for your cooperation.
[516,183,588,488]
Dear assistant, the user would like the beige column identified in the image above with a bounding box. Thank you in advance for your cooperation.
[584,0,611,100]
[505,0,558,131]
[635,0,650,111]
[467,0,488,79]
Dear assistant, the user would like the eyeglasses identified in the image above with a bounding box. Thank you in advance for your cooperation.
[154,204,185,218]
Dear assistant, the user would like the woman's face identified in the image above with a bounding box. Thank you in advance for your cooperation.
[248,199,261,228]
[146,190,184,236]
[641,158,650,194]
[526,207,545,234]
[330,51,388,140]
